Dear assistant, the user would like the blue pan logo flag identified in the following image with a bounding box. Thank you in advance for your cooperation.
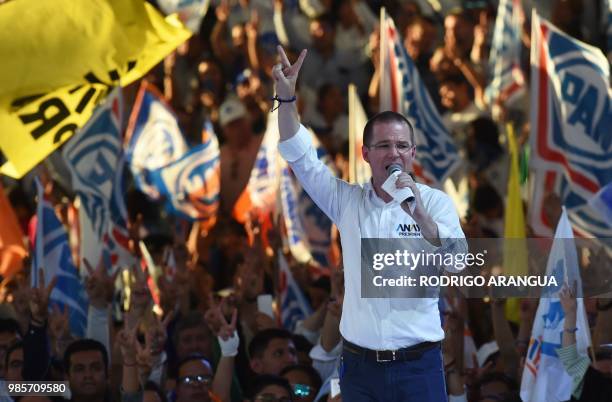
[530,11,612,238]
[150,120,220,221]
[125,82,188,199]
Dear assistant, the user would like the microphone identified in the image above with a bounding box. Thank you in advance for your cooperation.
[384,164,415,203]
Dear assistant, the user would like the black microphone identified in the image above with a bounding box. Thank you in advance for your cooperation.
[386,164,415,203]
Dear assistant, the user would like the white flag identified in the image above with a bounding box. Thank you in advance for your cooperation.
[520,208,591,402]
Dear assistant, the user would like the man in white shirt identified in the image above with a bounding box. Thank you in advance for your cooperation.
[272,46,466,402]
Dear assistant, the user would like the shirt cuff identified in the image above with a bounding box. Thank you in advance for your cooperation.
[278,124,312,162]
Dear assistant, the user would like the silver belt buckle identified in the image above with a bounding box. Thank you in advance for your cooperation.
[376,350,396,362]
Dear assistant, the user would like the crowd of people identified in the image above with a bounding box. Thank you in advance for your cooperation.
[0,0,610,401]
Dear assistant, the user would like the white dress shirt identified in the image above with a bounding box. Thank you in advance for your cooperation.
[279,124,467,350]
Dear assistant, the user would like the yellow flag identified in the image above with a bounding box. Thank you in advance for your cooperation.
[0,0,191,178]
[503,124,528,323]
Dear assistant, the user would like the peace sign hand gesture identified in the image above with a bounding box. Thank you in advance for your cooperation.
[272,46,307,99]
[29,269,58,325]
[215,306,240,357]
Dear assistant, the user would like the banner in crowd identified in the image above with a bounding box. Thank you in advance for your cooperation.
[63,89,127,271]
[278,253,313,332]
[106,154,137,270]
[485,0,526,110]
[503,124,528,324]
[0,184,27,278]
[280,131,334,268]
[126,82,189,199]
[150,120,220,222]
[379,9,460,185]
[520,208,591,402]
[608,0,612,64]
[32,179,89,338]
[0,0,191,179]
[348,84,371,184]
[588,182,612,223]
[234,111,282,222]
[157,0,210,32]
[529,12,612,238]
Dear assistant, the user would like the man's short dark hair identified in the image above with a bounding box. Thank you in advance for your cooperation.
[476,372,518,392]
[173,311,211,349]
[248,374,294,400]
[280,364,322,391]
[248,328,293,359]
[0,318,21,338]
[63,339,109,376]
[173,353,212,379]
[363,111,415,147]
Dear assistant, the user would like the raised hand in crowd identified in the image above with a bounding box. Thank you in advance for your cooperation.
[29,269,57,327]
[128,213,144,254]
[84,257,118,309]
[48,303,72,358]
[117,312,143,394]
[129,264,154,318]
[211,302,239,402]
[559,281,578,348]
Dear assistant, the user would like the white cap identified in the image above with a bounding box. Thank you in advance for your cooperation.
[219,97,247,127]
[476,340,500,367]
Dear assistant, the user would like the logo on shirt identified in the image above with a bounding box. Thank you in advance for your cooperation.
[396,223,421,237]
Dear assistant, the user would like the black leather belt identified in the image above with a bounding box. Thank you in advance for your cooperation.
[342,338,440,363]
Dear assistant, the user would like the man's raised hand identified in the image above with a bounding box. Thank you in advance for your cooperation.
[272,46,307,99]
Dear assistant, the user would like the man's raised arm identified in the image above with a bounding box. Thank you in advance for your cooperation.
[272,46,307,141]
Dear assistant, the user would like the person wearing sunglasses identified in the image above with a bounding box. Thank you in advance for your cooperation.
[174,355,221,402]
[280,364,322,402]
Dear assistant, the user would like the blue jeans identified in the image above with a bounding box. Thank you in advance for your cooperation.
[339,345,448,402]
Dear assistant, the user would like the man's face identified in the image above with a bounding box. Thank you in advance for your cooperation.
[67,350,107,399]
[0,331,19,377]
[251,338,298,375]
[254,385,292,402]
[177,326,212,361]
[176,359,213,402]
[478,380,510,402]
[362,121,416,191]
[5,347,23,381]
[235,256,264,302]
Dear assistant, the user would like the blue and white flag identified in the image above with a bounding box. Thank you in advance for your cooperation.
[63,89,128,271]
[280,130,334,268]
[608,0,612,64]
[278,253,312,332]
[589,181,612,223]
[33,179,88,338]
[235,111,281,221]
[125,82,188,199]
[520,208,591,402]
[485,0,525,110]
[379,10,460,185]
[529,11,612,238]
[150,120,220,222]
[106,153,136,270]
